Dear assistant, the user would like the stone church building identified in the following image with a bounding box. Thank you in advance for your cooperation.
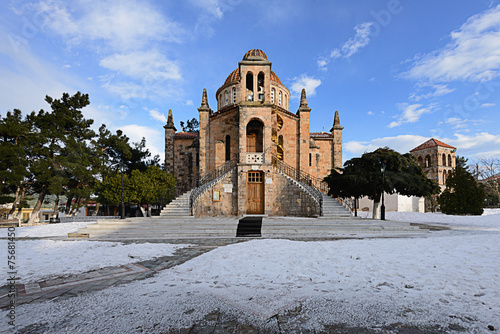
[164,49,343,217]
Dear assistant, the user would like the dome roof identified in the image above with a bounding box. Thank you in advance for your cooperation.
[224,68,282,86]
[242,49,268,61]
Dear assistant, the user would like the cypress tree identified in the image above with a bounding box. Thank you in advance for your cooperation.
[439,159,485,215]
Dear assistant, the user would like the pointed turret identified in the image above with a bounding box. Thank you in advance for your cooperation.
[330,110,343,170]
[198,88,210,176]
[198,88,211,113]
[164,109,176,130]
[300,88,308,108]
[297,88,311,114]
[330,110,343,131]
[164,109,176,174]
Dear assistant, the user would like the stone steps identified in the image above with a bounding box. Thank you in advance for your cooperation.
[72,217,427,239]
[159,191,192,217]
[321,194,353,218]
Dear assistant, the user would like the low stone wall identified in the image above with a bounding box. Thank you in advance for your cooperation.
[272,171,320,217]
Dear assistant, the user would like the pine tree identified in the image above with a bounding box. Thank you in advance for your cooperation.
[439,158,485,215]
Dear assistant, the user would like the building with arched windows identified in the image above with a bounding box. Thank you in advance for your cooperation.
[410,138,456,190]
[164,49,344,217]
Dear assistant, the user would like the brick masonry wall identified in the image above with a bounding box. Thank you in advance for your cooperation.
[271,170,320,217]
[193,171,238,217]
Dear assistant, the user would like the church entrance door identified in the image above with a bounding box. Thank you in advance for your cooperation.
[247,171,264,214]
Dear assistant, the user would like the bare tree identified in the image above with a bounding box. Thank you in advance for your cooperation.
[476,157,500,206]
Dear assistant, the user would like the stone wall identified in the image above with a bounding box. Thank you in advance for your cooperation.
[193,171,238,217]
[173,137,199,190]
[272,171,320,217]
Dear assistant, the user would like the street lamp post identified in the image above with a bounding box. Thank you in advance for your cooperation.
[120,167,125,219]
[380,162,386,220]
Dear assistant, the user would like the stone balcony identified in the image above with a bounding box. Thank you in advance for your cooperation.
[246,153,264,164]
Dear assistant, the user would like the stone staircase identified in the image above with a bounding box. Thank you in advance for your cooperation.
[159,191,192,217]
[321,194,352,219]
[69,216,427,239]
[70,217,239,239]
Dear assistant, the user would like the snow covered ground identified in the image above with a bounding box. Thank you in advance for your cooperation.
[2,211,500,333]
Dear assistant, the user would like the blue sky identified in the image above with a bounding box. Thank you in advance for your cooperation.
[1,0,500,163]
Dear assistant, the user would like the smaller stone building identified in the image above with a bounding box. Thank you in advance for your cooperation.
[410,138,456,190]
[358,138,457,213]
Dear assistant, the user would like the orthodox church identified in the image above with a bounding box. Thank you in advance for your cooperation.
[164,49,343,217]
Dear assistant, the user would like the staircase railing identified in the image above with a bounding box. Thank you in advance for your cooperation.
[271,154,326,214]
[271,154,329,193]
[189,158,238,213]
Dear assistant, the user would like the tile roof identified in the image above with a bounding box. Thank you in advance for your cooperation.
[174,131,199,139]
[310,132,333,138]
[410,138,456,152]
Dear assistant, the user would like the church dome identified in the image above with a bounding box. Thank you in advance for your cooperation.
[242,49,268,61]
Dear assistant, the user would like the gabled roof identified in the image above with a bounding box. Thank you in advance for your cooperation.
[410,138,456,152]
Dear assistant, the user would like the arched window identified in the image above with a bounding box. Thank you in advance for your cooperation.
[443,170,447,184]
[271,88,275,104]
[285,94,288,109]
[224,90,229,106]
[417,156,424,167]
[258,72,265,101]
[246,120,263,153]
[442,153,446,166]
[448,154,452,167]
[225,135,231,161]
[309,153,312,166]
[246,72,254,101]
[278,91,282,106]
[232,87,236,103]
[425,155,431,168]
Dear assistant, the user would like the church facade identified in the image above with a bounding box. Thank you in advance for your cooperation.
[164,49,343,217]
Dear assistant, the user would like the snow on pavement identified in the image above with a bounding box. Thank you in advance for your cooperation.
[16,221,95,238]
[0,240,191,283]
[4,221,499,332]
[359,208,500,229]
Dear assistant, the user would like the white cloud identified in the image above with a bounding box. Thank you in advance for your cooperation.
[367,111,374,116]
[290,74,321,97]
[405,4,500,83]
[0,30,82,113]
[344,134,429,156]
[36,0,184,51]
[185,100,194,106]
[410,84,455,101]
[100,51,182,82]
[481,102,496,108]
[388,103,435,128]
[120,124,164,160]
[330,22,373,59]
[438,117,485,130]
[189,0,224,19]
[344,132,500,160]
[149,109,167,123]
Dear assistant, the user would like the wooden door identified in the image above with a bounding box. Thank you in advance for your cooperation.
[247,171,264,214]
